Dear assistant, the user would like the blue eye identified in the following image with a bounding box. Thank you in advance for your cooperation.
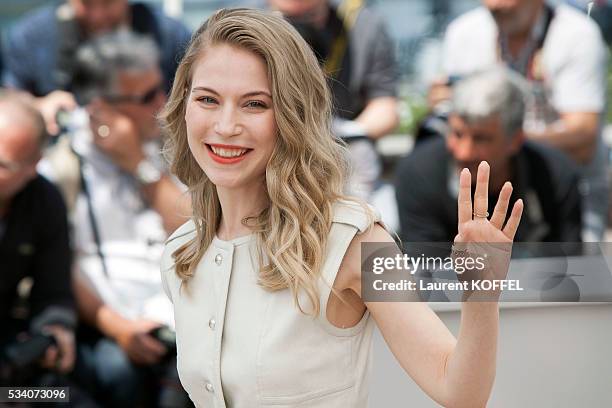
[245,100,266,109]
[197,96,217,104]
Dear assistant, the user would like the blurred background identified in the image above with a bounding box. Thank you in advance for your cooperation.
[1,1,612,407]
[0,0,612,137]
[2,0,610,150]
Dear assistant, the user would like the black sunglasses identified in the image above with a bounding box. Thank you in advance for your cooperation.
[104,83,164,105]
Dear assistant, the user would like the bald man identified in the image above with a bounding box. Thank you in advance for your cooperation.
[0,92,76,380]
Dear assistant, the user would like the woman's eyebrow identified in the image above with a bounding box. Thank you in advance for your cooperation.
[191,86,219,95]
[242,91,272,99]
[191,86,271,99]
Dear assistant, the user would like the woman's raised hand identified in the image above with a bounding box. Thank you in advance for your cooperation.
[456,161,523,245]
[454,161,524,300]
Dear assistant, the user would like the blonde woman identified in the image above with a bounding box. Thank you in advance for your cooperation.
[160,8,523,408]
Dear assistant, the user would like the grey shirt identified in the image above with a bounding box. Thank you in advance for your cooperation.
[330,3,399,119]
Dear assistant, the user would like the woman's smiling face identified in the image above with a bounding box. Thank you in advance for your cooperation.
[185,44,277,189]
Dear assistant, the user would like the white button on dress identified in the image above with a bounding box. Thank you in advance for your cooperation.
[161,201,379,408]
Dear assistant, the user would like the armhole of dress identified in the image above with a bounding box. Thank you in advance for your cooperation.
[317,222,372,338]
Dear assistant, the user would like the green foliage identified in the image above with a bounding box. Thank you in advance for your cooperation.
[397,93,429,136]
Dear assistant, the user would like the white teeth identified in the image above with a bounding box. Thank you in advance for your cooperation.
[210,146,248,158]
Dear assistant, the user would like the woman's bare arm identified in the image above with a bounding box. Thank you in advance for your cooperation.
[338,162,523,407]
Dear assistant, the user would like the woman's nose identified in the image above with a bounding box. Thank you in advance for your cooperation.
[214,107,242,137]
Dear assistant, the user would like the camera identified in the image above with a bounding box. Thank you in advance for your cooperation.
[4,332,56,369]
[149,325,177,353]
[148,326,192,407]
[0,332,57,384]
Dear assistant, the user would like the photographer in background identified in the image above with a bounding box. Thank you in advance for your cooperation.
[269,0,400,201]
[1,0,191,136]
[429,0,609,241]
[397,67,582,243]
[39,31,190,407]
[0,91,75,385]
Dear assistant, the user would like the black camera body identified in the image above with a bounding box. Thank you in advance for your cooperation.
[1,332,56,385]
[4,332,56,369]
[149,326,177,353]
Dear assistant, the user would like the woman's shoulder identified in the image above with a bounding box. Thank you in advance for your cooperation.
[161,220,197,299]
[166,219,197,247]
[329,200,395,293]
[162,219,197,269]
[331,198,381,234]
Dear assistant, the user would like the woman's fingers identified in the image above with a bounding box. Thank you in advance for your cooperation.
[458,168,472,225]
[503,199,524,240]
[458,161,523,240]
[473,161,489,219]
[490,182,513,229]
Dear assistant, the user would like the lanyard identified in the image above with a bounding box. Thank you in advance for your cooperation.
[323,0,364,78]
[75,151,110,278]
[497,4,555,81]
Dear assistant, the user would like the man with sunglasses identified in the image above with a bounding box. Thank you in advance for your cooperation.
[39,31,191,407]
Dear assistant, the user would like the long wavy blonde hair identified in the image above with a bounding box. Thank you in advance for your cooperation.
[160,8,372,315]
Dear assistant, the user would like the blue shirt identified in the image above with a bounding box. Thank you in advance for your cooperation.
[1,2,192,96]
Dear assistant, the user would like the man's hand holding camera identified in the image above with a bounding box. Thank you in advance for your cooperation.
[87,99,145,174]
[39,325,76,374]
[114,319,167,366]
[35,90,78,136]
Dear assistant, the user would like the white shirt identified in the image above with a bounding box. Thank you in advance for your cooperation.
[40,108,174,327]
[442,5,608,114]
[442,5,610,240]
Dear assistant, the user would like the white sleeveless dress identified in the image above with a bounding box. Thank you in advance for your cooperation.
[160,201,378,407]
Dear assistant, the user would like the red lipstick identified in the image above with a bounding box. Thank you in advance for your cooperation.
[205,143,252,164]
